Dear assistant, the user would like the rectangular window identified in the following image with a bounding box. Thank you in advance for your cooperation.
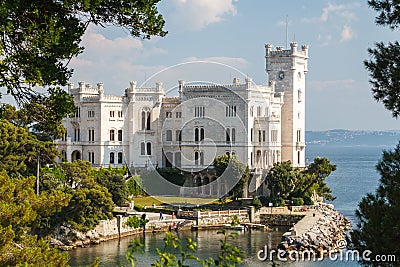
[263,130,266,142]
[110,152,115,164]
[74,128,80,142]
[297,130,301,142]
[110,110,115,117]
[88,152,94,164]
[258,130,262,142]
[118,111,123,118]
[166,112,172,118]
[250,128,253,142]
[194,106,205,118]
[88,129,95,142]
[118,130,123,141]
[175,112,182,118]
[88,110,95,118]
[166,130,172,141]
[271,130,278,142]
[226,105,237,117]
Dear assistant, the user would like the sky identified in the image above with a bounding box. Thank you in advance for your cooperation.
[68,0,399,131]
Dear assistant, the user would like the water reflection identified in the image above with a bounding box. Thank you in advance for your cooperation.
[68,228,286,267]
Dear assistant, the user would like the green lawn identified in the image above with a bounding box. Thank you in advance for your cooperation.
[132,196,222,208]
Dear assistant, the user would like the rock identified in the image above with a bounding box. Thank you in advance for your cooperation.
[75,240,83,247]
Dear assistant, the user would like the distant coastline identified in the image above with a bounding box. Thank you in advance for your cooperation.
[306,129,400,147]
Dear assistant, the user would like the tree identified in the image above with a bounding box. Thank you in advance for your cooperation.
[94,168,129,206]
[0,171,70,266]
[350,143,400,266]
[301,157,337,201]
[213,154,248,199]
[266,158,336,202]
[267,161,299,200]
[0,118,60,177]
[364,0,400,117]
[60,160,92,187]
[0,0,167,105]
[127,175,145,196]
[50,161,115,232]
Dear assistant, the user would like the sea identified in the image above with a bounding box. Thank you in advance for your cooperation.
[69,131,400,266]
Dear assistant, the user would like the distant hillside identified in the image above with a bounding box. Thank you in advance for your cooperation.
[306,129,400,147]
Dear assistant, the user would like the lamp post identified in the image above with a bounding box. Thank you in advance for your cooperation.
[36,151,40,195]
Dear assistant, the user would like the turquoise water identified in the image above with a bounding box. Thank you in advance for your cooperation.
[69,145,388,266]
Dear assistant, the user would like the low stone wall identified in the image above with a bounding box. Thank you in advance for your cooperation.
[51,215,194,250]
[178,209,251,226]
[197,213,250,226]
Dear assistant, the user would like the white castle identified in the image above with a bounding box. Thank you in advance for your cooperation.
[56,42,308,196]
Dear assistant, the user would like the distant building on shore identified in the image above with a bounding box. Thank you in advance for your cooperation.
[56,42,308,196]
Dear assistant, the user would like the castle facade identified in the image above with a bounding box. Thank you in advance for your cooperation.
[56,42,308,196]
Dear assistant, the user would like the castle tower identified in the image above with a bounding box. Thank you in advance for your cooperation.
[265,42,308,167]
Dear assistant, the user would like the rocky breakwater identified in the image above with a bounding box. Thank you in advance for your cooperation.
[279,203,351,257]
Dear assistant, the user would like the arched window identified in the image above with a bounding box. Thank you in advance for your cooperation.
[232,128,236,143]
[118,152,123,164]
[226,128,231,143]
[194,151,199,165]
[141,143,145,155]
[200,128,204,141]
[141,111,146,130]
[118,130,122,141]
[195,128,199,142]
[110,152,115,164]
[110,129,115,141]
[146,142,152,155]
[88,151,94,164]
[176,130,181,142]
[141,110,151,130]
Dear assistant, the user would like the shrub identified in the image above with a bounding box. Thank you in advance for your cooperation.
[251,196,262,210]
[274,198,285,207]
[303,195,314,205]
[291,197,304,206]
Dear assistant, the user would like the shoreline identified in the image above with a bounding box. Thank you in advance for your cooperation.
[279,202,351,255]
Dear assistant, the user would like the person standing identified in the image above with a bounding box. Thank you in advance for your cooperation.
[159,211,163,220]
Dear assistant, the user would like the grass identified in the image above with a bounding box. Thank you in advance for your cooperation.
[131,196,223,208]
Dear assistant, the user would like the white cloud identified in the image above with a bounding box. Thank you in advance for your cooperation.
[162,0,237,32]
[340,25,355,42]
[302,2,359,45]
[302,3,359,24]
[69,27,168,94]
[309,80,356,91]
